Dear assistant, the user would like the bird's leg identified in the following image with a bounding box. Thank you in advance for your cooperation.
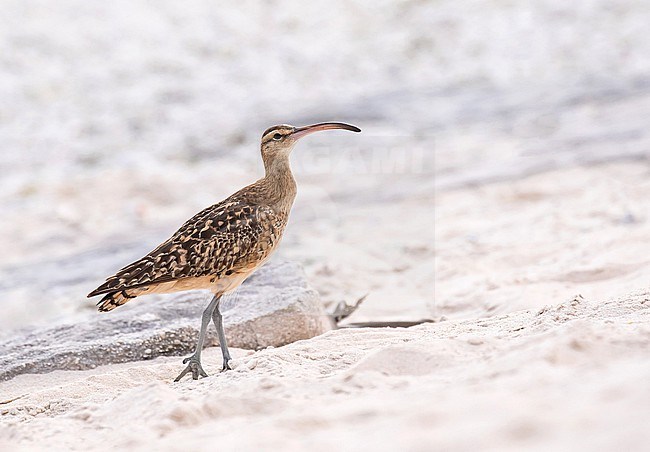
[211,298,232,371]
[174,295,220,382]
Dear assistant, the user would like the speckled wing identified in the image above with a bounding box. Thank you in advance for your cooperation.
[87,201,282,298]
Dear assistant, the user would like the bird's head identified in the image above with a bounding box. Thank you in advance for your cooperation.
[260,122,361,168]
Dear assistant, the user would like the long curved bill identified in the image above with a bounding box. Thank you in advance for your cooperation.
[292,122,361,140]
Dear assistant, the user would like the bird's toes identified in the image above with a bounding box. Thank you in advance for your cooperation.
[174,357,208,382]
[174,366,190,382]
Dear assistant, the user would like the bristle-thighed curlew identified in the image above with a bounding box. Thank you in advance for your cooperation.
[88,122,361,381]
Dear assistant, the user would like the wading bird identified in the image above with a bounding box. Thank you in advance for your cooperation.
[88,122,361,381]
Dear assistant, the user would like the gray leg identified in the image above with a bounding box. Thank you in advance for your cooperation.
[174,295,220,382]
[211,298,232,371]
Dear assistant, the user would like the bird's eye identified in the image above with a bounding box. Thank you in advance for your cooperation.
[272,133,283,141]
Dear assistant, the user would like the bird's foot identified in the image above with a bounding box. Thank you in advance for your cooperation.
[221,357,232,372]
[174,355,208,382]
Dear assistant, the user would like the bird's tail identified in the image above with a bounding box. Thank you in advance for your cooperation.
[96,290,136,312]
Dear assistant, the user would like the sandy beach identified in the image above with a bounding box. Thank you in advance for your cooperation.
[1,1,650,450]
[2,288,650,451]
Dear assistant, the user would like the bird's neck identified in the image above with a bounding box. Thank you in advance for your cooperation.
[261,156,297,212]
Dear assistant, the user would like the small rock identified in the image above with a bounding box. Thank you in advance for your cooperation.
[0,261,330,381]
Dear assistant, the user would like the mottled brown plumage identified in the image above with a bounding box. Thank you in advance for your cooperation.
[89,194,291,311]
[88,122,360,381]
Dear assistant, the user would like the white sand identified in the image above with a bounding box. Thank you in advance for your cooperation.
[2,290,649,451]
[2,162,650,450]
